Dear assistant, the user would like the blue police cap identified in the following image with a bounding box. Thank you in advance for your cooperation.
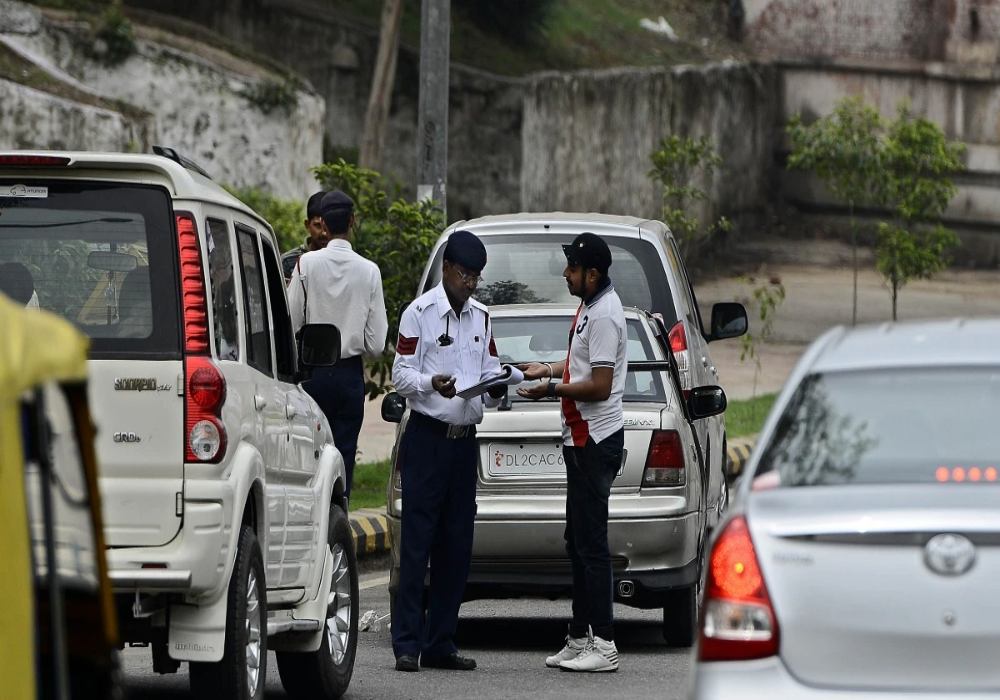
[443,230,487,273]
[320,190,354,214]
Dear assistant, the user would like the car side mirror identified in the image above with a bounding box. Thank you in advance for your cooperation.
[687,385,727,420]
[298,323,341,368]
[709,302,748,342]
[381,392,406,423]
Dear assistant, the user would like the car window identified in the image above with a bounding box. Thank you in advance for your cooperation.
[0,181,180,358]
[665,238,704,334]
[424,233,677,326]
[235,225,272,376]
[755,367,1000,487]
[260,237,296,381]
[491,315,666,402]
[206,218,240,362]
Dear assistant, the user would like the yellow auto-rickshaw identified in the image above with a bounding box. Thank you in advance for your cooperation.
[0,293,120,700]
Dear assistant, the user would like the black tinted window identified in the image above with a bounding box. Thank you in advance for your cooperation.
[756,368,1000,487]
[425,233,676,325]
[206,218,240,361]
[0,181,179,358]
[236,226,272,376]
[492,315,666,402]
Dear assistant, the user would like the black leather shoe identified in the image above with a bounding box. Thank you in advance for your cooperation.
[421,652,477,670]
[395,654,419,672]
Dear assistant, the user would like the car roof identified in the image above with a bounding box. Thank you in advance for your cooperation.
[0,150,262,222]
[488,303,647,320]
[446,212,668,237]
[809,318,1000,373]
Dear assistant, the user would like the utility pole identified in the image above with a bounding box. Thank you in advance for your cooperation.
[416,0,450,215]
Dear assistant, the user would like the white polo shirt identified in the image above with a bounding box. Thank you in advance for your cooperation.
[562,280,627,447]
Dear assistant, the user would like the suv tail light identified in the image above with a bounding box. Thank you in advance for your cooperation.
[668,321,692,396]
[0,154,71,166]
[178,212,227,463]
[699,516,780,661]
[642,430,685,486]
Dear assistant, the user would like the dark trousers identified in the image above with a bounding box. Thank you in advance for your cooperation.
[563,428,625,642]
[391,415,478,661]
[303,357,364,500]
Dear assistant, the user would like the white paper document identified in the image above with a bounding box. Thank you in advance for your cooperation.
[456,364,525,400]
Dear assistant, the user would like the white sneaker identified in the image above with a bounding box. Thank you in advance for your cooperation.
[558,633,619,672]
[545,634,588,668]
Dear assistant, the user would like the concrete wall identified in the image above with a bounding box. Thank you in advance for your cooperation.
[0,1,324,199]
[0,79,152,151]
[522,62,777,226]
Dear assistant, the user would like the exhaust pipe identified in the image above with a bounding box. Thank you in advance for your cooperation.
[617,580,635,598]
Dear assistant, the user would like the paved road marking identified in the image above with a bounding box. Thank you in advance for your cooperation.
[360,574,390,590]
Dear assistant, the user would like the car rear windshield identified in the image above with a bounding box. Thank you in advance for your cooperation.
[755,367,1000,487]
[492,315,667,403]
[0,181,180,358]
[424,233,677,326]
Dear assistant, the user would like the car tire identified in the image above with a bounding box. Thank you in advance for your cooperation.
[276,504,359,699]
[190,525,267,700]
[662,585,697,647]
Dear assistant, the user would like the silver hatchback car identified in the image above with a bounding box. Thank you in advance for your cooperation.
[383,304,728,646]
[692,318,1000,698]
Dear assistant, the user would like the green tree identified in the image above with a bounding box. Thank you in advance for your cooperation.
[648,135,729,258]
[787,96,887,326]
[224,186,305,253]
[875,103,964,320]
[312,159,444,398]
[736,274,785,421]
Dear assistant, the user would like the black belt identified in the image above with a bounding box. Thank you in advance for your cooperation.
[409,410,476,439]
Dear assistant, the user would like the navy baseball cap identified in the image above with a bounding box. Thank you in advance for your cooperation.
[443,230,487,273]
[563,232,612,274]
[306,190,327,219]
[320,190,355,214]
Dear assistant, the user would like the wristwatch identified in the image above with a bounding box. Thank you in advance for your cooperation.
[546,380,557,398]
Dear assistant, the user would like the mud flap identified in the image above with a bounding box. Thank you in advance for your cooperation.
[167,592,228,662]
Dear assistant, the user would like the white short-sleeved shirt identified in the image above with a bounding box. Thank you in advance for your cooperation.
[391,283,504,426]
[562,281,627,447]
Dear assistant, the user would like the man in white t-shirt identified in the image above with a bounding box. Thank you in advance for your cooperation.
[518,232,627,673]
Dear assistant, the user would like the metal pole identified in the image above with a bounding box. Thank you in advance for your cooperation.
[416,0,450,215]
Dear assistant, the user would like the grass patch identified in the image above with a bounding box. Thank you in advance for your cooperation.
[725,393,778,439]
[350,459,391,511]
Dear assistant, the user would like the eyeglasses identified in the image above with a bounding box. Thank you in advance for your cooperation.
[455,268,483,286]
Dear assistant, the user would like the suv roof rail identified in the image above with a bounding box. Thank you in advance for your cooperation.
[152,145,213,180]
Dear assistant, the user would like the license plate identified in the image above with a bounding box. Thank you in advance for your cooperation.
[488,441,565,476]
[488,442,629,477]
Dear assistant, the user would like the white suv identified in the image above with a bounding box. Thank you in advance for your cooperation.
[0,150,357,700]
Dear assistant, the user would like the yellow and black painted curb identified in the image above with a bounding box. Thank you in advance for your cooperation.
[350,510,389,556]
[726,439,756,477]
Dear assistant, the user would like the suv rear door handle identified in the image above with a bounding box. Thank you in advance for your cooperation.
[254,394,268,411]
[285,404,297,419]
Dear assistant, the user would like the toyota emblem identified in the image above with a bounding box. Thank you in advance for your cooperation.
[924,533,976,576]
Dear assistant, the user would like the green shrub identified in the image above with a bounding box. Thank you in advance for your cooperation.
[238,78,300,116]
[224,186,306,253]
[93,0,136,67]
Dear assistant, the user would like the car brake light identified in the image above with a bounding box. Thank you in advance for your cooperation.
[642,430,685,486]
[668,321,692,395]
[177,212,227,463]
[0,154,71,166]
[699,516,780,661]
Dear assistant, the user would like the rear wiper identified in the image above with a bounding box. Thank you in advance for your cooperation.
[0,216,134,228]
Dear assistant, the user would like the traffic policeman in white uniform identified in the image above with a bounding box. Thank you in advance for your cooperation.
[288,190,388,500]
[390,230,506,673]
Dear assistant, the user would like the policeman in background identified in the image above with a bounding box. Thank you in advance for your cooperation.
[390,230,506,673]
[282,190,328,283]
[288,190,388,501]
